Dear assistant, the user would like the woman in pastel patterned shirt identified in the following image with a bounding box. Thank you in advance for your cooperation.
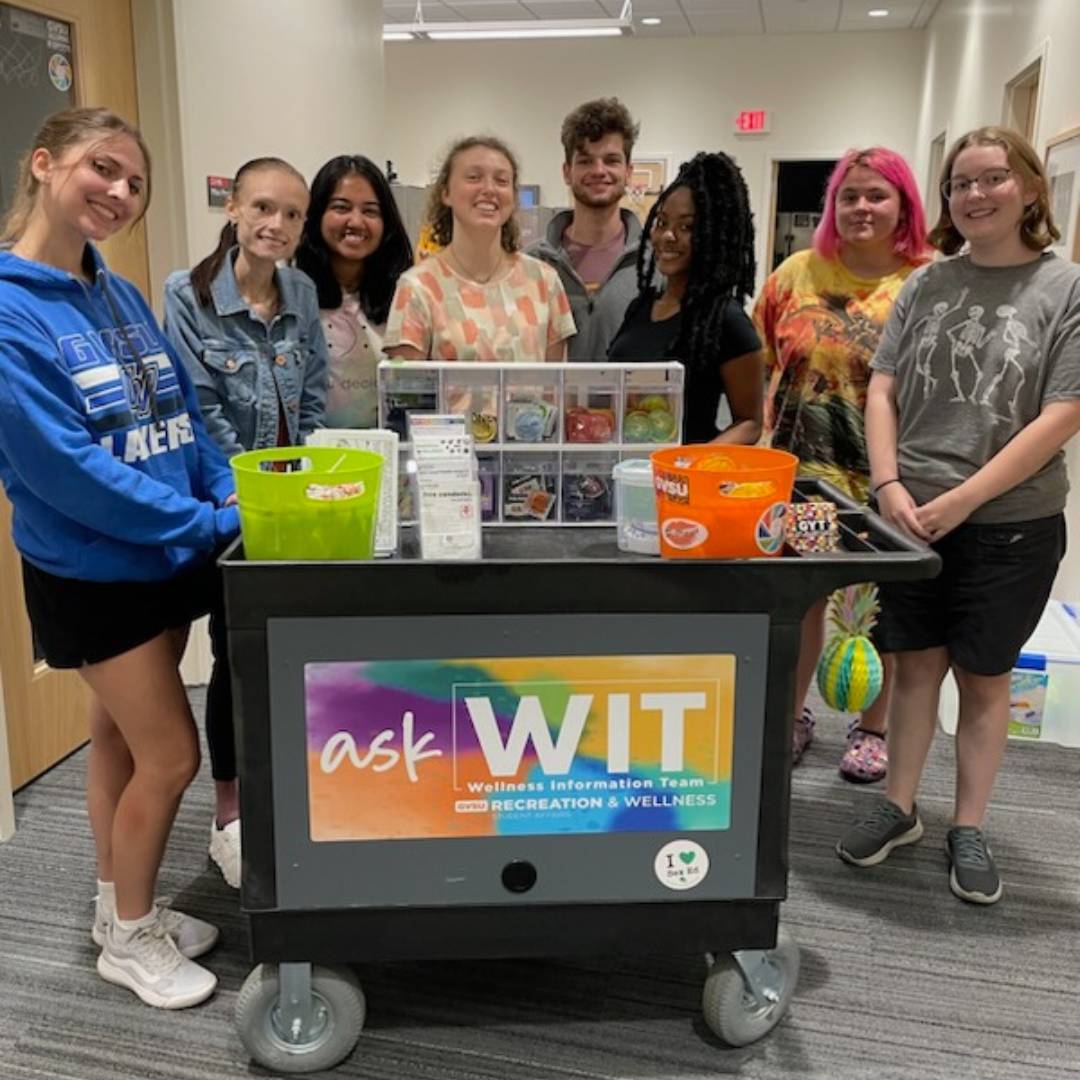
[754,147,930,780]
[384,136,576,361]
[296,155,413,428]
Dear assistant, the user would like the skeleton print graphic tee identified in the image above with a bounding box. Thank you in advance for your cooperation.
[755,249,924,500]
[871,252,1080,523]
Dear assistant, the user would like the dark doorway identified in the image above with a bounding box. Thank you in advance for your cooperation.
[770,160,836,271]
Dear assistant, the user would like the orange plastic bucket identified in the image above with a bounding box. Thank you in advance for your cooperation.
[650,445,798,559]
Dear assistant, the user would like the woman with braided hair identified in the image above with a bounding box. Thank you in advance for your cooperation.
[608,152,763,444]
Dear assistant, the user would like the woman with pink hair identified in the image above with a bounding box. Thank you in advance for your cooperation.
[754,147,931,779]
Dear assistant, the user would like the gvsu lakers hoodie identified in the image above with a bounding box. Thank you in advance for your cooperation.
[0,246,238,581]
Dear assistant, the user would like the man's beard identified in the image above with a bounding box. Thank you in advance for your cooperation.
[572,182,625,208]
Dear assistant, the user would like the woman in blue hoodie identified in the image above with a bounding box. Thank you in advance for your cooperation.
[0,108,236,1010]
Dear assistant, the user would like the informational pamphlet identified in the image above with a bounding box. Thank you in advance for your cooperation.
[408,414,482,561]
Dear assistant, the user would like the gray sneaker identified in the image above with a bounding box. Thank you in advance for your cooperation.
[97,919,217,1009]
[946,826,1003,905]
[836,798,924,866]
[92,895,219,959]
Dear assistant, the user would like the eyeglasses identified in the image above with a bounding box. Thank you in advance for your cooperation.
[940,168,1013,200]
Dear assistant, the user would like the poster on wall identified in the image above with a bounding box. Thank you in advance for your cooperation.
[1045,127,1080,262]
[206,175,233,209]
[304,652,735,842]
[620,155,673,225]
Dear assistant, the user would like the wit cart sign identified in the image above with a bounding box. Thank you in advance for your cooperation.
[304,653,735,841]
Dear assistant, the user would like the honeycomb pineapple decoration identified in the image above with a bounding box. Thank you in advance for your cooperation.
[816,584,884,713]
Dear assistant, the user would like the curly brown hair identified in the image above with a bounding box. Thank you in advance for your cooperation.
[929,126,1060,255]
[425,136,521,253]
[560,98,639,164]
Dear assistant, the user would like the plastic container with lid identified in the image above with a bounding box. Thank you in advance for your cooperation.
[613,458,659,555]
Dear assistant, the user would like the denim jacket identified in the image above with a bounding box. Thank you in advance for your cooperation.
[163,251,329,458]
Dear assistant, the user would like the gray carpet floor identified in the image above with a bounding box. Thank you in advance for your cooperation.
[1,687,1078,1080]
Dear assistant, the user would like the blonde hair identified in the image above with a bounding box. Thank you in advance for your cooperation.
[929,125,1059,255]
[0,107,151,244]
[425,136,520,253]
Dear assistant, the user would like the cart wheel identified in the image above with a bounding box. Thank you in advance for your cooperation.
[235,963,365,1074]
[701,928,799,1047]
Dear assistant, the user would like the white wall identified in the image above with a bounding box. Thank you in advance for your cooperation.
[171,0,385,278]
[916,0,1080,598]
[384,32,927,292]
[132,0,188,318]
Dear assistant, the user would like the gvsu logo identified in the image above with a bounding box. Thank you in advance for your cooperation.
[654,470,689,504]
[121,359,160,421]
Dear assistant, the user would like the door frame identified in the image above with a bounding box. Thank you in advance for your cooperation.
[760,152,841,283]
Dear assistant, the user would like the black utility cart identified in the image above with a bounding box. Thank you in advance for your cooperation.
[220,480,939,1073]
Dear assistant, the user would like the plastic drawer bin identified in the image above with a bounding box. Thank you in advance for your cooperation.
[939,599,1080,748]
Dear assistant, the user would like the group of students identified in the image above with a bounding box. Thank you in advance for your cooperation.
[0,96,1077,1012]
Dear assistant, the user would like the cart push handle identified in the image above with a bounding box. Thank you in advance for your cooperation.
[794,477,931,558]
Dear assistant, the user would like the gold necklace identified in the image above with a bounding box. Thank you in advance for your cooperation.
[447,246,504,284]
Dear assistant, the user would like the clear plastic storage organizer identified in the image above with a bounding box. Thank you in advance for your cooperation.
[377,361,684,525]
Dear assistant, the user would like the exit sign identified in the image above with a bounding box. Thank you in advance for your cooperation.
[734,110,770,134]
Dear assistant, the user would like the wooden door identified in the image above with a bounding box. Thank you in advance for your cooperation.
[0,0,148,791]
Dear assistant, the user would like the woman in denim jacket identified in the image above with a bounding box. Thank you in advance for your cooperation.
[163,156,328,889]
[165,157,328,457]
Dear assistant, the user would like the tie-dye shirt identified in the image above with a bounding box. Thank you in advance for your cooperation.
[383,252,576,361]
[754,248,924,499]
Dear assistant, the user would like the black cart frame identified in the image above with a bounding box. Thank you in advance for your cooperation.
[220,480,940,1071]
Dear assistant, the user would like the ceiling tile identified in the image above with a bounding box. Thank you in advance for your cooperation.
[386,1,461,20]
[677,0,758,10]
[387,2,461,21]
[633,10,695,36]
[761,0,841,33]
[837,0,921,31]
[685,10,766,34]
[599,0,686,12]
[442,1,540,18]
[523,0,609,16]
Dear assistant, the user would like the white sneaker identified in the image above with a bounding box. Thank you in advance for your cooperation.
[92,896,219,959]
[209,818,241,889]
[97,919,217,1009]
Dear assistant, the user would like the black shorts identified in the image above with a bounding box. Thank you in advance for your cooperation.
[875,514,1066,676]
[21,556,222,670]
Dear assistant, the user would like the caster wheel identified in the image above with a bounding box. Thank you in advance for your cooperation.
[702,927,799,1047]
[235,963,365,1073]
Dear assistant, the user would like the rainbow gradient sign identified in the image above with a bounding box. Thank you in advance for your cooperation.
[305,654,735,842]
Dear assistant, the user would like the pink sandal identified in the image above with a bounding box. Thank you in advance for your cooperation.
[839,724,888,783]
[792,706,815,765]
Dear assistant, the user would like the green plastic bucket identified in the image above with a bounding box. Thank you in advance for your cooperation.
[231,446,383,561]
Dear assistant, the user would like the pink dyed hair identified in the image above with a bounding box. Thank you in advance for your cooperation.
[813,147,930,263]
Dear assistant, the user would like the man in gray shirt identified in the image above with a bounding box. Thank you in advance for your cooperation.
[528,98,642,361]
